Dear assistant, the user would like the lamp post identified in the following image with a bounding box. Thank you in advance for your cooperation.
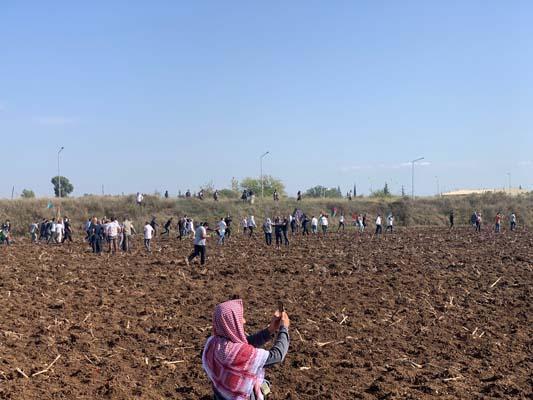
[58,146,64,198]
[260,151,270,199]
[411,157,424,199]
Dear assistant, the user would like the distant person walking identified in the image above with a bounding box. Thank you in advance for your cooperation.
[449,210,454,229]
[241,217,248,235]
[494,212,502,233]
[510,212,517,231]
[301,214,310,235]
[319,214,328,235]
[311,216,318,234]
[263,218,273,246]
[62,216,73,243]
[1,220,11,245]
[47,218,58,244]
[29,221,39,243]
[471,212,478,228]
[386,214,394,233]
[89,218,104,254]
[106,217,121,253]
[150,216,159,236]
[475,213,482,232]
[177,216,186,240]
[357,214,365,233]
[224,215,233,239]
[161,218,173,237]
[136,192,144,207]
[143,221,154,252]
[122,217,136,251]
[187,222,208,266]
[375,214,383,236]
[247,215,257,237]
[337,214,345,232]
[217,218,227,245]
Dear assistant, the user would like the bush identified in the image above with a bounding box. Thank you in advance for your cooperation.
[21,189,35,198]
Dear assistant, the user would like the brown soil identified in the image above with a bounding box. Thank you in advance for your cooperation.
[0,227,531,399]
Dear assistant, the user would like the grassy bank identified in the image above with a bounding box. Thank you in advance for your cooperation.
[0,193,531,235]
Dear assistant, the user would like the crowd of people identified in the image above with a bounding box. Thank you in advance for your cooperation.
[0,209,521,272]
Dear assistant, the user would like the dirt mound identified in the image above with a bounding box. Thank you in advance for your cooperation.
[0,227,531,399]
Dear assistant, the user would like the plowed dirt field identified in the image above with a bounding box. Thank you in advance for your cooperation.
[0,227,531,399]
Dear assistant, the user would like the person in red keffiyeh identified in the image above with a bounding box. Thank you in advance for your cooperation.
[202,299,290,400]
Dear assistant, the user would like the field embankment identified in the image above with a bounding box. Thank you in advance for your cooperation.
[0,193,531,235]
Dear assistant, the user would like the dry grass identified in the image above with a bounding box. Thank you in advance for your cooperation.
[1,193,531,235]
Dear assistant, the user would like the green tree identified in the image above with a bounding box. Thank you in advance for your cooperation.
[383,182,390,196]
[240,176,285,197]
[51,176,74,197]
[21,189,35,198]
[305,185,343,198]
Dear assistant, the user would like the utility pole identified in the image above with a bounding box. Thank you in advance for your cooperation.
[260,151,270,198]
[411,157,424,199]
[58,146,64,198]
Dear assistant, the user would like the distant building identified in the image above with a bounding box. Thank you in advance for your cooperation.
[442,188,529,196]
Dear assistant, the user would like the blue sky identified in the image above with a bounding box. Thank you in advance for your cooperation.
[1,1,532,197]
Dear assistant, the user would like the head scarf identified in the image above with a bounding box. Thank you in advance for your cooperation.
[202,299,269,400]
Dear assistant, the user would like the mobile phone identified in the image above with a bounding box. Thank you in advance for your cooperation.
[278,301,285,313]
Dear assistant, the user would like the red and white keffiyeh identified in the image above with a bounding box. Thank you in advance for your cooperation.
[202,299,269,400]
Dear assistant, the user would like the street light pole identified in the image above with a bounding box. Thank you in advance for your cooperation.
[260,151,270,199]
[58,146,64,198]
[411,157,424,199]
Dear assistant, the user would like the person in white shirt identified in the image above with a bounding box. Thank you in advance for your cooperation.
[337,214,345,232]
[136,192,143,207]
[375,214,383,235]
[48,218,58,244]
[319,214,329,235]
[187,222,208,265]
[247,215,256,237]
[106,217,121,253]
[56,218,65,243]
[143,221,155,252]
[188,218,195,238]
[386,214,394,233]
[217,218,227,245]
[311,216,318,234]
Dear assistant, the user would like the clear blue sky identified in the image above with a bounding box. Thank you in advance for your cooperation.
[1,1,532,197]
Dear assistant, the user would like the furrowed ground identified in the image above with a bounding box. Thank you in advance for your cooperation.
[0,227,531,399]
